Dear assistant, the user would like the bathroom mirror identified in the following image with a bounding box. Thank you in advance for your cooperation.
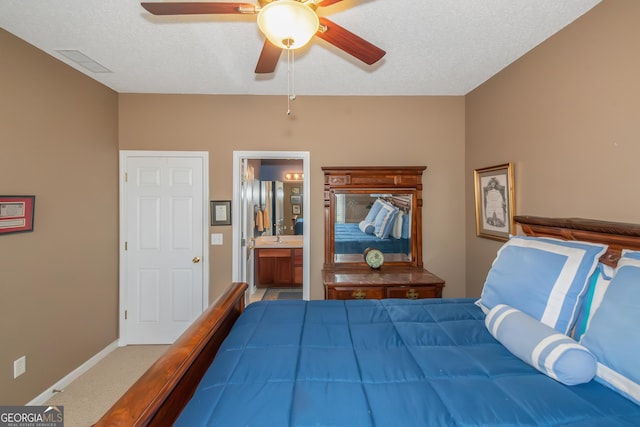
[258,180,303,236]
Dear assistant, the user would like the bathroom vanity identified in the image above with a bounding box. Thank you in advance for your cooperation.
[254,236,303,288]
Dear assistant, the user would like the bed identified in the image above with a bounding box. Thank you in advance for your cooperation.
[94,216,640,426]
[334,195,412,255]
[334,222,410,254]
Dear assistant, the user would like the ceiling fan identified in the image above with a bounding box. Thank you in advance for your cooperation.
[140,0,386,74]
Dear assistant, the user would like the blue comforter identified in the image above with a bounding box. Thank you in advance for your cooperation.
[175,299,640,426]
[334,223,409,254]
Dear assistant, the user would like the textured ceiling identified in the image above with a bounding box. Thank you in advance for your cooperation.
[0,0,601,96]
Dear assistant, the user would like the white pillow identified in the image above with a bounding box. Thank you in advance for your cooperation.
[391,211,403,239]
[486,304,596,386]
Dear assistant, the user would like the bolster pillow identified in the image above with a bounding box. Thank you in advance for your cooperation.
[485,304,597,386]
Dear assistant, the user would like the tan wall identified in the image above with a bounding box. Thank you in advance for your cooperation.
[7,0,634,406]
[0,30,119,404]
[119,95,467,301]
[465,0,640,297]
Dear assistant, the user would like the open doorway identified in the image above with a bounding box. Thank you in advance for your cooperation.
[231,151,310,304]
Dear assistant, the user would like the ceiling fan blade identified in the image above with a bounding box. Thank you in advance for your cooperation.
[141,2,257,15]
[316,17,385,65]
[255,40,282,74]
[317,0,344,7]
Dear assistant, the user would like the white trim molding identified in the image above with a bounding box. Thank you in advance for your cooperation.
[28,340,119,405]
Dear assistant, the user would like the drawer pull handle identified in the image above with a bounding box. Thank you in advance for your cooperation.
[406,289,419,300]
[352,289,367,299]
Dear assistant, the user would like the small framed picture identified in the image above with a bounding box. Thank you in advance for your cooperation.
[290,195,302,204]
[0,195,36,235]
[291,187,300,194]
[210,200,231,226]
[292,205,301,215]
[474,163,515,241]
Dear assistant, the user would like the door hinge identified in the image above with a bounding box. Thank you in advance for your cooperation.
[124,310,128,320]
[125,241,128,251]
[124,172,128,182]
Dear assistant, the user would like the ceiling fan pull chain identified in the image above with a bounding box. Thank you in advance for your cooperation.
[287,48,296,116]
[291,49,296,102]
[287,49,291,115]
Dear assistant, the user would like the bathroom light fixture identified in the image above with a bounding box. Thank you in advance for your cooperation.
[284,172,304,181]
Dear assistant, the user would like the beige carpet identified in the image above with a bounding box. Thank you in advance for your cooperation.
[261,288,303,301]
[45,344,168,427]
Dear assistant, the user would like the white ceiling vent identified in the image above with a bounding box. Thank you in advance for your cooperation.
[56,50,112,73]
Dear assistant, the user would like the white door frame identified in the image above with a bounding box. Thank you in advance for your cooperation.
[232,151,310,301]
[119,150,210,346]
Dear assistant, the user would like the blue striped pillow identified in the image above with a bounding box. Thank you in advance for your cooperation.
[358,220,375,235]
[363,199,384,224]
[401,210,411,239]
[580,251,640,404]
[622,248,640,261]
[478,236,607,334]
[486,304,597,385]
[372,201,397,238]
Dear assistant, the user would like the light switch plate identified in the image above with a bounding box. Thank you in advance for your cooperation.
[14,356,26,378]
[211,233,223,245]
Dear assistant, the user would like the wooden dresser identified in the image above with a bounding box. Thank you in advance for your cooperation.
[321,166,445,300]
[323,266,444,300]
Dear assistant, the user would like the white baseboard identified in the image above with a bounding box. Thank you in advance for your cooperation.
[28,340,120,406]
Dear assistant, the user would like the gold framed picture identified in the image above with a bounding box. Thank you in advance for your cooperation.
[474,163,515,241]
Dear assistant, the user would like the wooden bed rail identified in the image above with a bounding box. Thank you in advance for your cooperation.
[93,282,248,427]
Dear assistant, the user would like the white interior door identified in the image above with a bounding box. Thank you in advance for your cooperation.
[240,159,258,294]
[120,151,209,345]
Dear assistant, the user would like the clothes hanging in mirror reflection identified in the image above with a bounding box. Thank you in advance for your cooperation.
[256,208,264,232]
[262,206,269,230]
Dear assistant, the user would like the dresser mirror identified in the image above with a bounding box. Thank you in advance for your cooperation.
[323,166,425,268]
[332,190,414,264]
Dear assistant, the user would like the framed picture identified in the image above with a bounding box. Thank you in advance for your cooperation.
[291,187,300,194]
[292,205,301,215]
[290,195,302,204]
[0,195,36,235]
[210,200,231,226]
[474,163,515,241]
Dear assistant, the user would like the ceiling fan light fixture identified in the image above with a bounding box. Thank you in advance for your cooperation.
[257,0,319,50]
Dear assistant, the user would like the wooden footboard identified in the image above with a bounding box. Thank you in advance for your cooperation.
[93,282,248,427]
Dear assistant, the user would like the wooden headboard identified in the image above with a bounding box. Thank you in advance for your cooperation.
[515,216,640,267]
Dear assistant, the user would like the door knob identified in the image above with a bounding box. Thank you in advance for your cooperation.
[192,256,201,264]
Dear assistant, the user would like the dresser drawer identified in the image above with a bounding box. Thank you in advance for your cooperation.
[326,286,385,300]
[323,267,445,301]
[386,286,441,299]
